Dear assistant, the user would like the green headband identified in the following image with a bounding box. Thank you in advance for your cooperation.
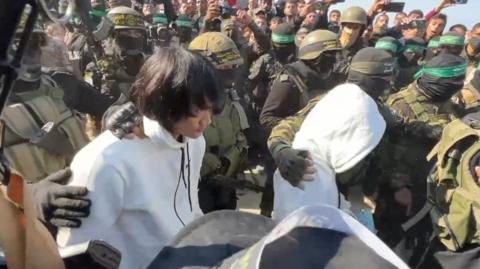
[271,33,295,44]
[153,16,168,24]
[428,39,440,48]
[350,61,395,76]
[89,8,107,17]
[414,63,467,79]
[439,35,465,46]
[375,40,398,53]
[176,19,193,28]
[405,44,425,54]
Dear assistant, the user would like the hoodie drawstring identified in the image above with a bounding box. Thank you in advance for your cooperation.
[173,143,193,227]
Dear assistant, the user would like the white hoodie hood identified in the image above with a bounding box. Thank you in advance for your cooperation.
[274,83,386,221]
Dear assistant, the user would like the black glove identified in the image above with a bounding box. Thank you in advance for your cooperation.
[274,147,310,187]
[31,169,91,228]
[105,102,143,139]
[462,111,480,129]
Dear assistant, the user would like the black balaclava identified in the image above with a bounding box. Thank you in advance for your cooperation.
[417,53,466,103]
[347,47,395,100]
[347,70,390,101]
[273,43,296,64]
[311,51,338,79]
[113,28,145,56]
[399,37,426,67]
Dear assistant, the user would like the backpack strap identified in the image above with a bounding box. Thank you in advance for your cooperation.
[282,65,310,107]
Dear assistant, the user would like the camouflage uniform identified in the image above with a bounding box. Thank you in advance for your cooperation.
[454,63,480,109]
[84,6,147,137]
[189,32,250,213]
[376,79,465,250]
[2,12,89,182]
[413,115,480,268]
[260,30,342,129]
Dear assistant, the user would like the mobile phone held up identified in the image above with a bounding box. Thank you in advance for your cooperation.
[385,2,405,13]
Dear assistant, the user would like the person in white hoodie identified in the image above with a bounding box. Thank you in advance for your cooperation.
[273,82,387,221]
[56,47,224,269]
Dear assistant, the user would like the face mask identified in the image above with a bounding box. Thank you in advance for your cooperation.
[313,52,337,77]
[347,70,390,101]
[115,33,144,55]
[274,45,295,63]
[218,68,239,88]
[18,46,42,83]
[118,53,144,76]
[340,25,361,48]
[177,27,193,44]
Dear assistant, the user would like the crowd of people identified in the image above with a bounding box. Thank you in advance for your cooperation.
[1,0,480,268]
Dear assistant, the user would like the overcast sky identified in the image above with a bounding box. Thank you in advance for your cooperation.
[331,0,478,30]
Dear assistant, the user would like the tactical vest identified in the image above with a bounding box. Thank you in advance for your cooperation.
[201,89,249,178]
[2,76,89,182]
[425,119,480,251]
[459,83,480,110]
[277,61,325,108]
[387,82,454,125]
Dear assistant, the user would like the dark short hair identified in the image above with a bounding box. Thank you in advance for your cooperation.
[431,13,447,22]
[472,22,480,31]
[285,0,297,6]
[449,24,467,33]
[330,9,340,15]
[408,9,423,17]
[131,46,224,131]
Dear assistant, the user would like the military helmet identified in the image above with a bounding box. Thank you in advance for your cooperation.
[107,6,145,30]
[340,6,367,26]
[298,29,341,60]
[350,47,395,76]
[189,32,244,69]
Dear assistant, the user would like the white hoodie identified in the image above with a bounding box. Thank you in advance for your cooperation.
[57,117,204,269]
[273,83,386,221]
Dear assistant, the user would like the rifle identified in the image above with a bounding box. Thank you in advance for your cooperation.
[211,175,265,193]
[73,0,113,86]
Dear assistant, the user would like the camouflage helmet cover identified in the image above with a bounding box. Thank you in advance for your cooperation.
[298,29,341,60]
[188,31,244,69]
[107,6,145,30]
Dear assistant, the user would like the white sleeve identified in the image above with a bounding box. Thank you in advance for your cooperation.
[57,160,125,247]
